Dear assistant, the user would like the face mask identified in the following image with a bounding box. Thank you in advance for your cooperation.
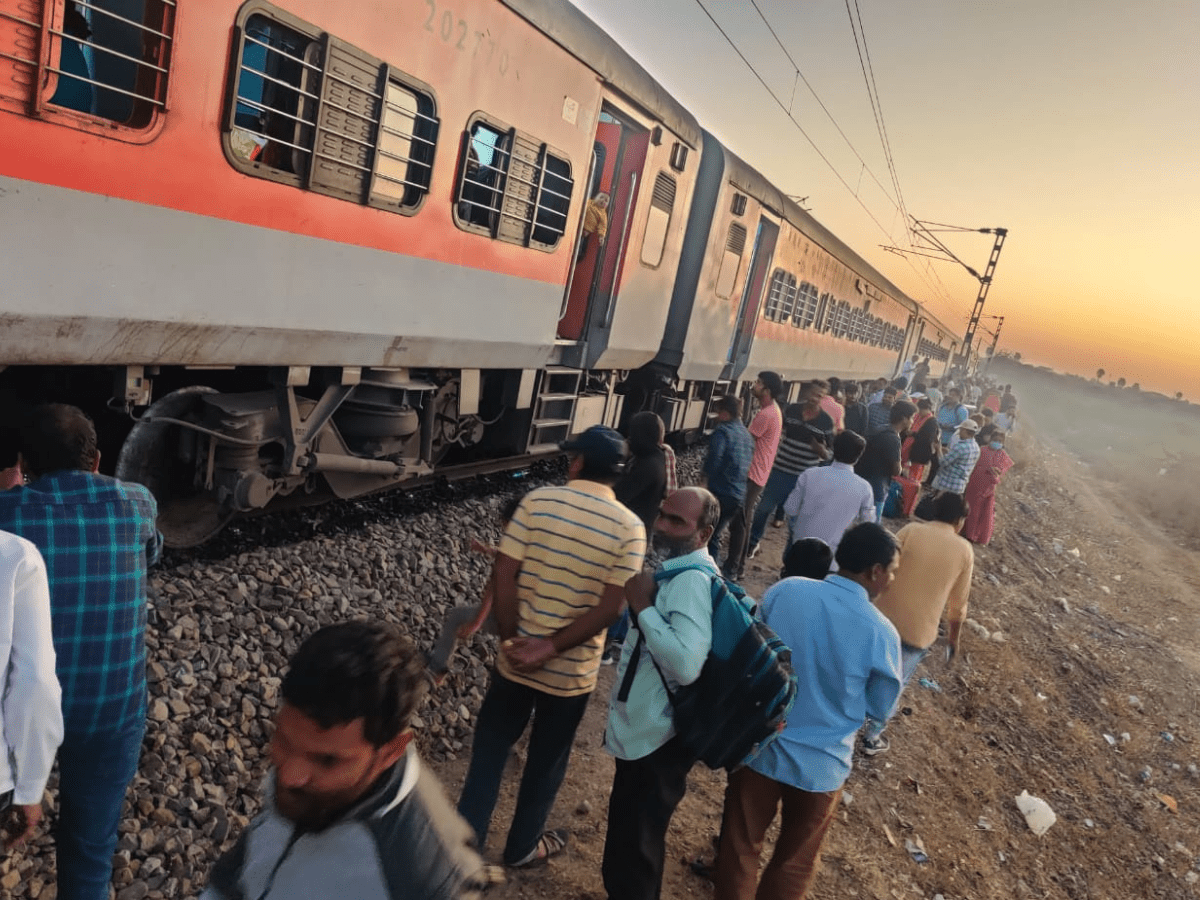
[989,441,1003,451]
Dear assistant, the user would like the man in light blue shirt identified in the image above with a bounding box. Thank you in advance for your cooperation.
[603,487,720,900]
[782,430,876,567]
[713,523,902,900]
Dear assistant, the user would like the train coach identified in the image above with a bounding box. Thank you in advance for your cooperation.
[0,0,958,545]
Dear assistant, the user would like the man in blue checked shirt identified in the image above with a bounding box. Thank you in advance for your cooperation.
[0,405,161,900]
[699,395,754,566]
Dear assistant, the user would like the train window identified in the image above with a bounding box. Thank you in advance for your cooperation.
[640,172,676,267]
[454,116,573,250]
[0,0,175,135]
[715,223,746,299]
[730,193,747,217]
[669,141,688,172]
[792,282,819,329]
[813,292,831,332]
[763,269,797,322]
[531,152,574,249]
[225,8,440,210]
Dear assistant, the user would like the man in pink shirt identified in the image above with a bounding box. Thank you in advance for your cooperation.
[819,377,846,434]
[723,371,783,581]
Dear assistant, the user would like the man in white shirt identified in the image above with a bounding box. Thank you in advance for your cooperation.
[0,531,63,846]
[782,431,876,568]
[603,487,720,900]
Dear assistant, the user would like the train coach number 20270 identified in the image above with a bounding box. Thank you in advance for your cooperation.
[423,0,511,78]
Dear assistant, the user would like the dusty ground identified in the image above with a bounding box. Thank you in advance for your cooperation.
[439,370,1200,900]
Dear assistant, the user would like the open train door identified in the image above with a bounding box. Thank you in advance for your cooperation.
[558,107,648,341]
[725,214,779,380]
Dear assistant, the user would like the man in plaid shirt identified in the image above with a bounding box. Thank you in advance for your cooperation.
[0,404,160,900]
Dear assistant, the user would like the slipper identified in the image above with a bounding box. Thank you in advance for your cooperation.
[508,828,569,868]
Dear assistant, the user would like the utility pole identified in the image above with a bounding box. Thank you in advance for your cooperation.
[883,222,1008,373]
[959,230,1007,370]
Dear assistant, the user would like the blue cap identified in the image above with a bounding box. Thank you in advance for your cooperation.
[561,425,627,474]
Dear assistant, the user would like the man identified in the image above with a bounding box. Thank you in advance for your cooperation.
[817,377,845,433]
[782,430,876,566]
[712,523,902,900]
[701,395,755,564]
[603,487,720,900]
[203,622,485,899]
[865,385,898,435]
[457,425,645,866]
[866,377,888,406]
[913,357,931,386]
[724,372,783,581]
[925,378,943,409]
[0,531,63,848]
[855,401,916,521]
[863,493,973,756]
[931,419,982,495]
[842,383,869,437]
[747,381,833,562]
[1000,384,1017,413]
[0,404,160,900]
[901,354,918,379]
[935,387,969,448]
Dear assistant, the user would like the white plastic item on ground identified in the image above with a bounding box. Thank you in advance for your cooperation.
[1015,790,1057,836]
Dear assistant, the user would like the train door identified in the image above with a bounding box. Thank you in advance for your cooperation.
[558,108,648,341]
[726,216,779,379]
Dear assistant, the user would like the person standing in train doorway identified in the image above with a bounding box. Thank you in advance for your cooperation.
[724,372,783,582]
[457,426,645,867]
[0,404,161,900]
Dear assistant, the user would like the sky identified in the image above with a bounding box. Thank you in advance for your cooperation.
[573,0,1200,397]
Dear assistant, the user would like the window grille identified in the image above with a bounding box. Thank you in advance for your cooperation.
[226,9,439,212]
[0,0,175,132]
[792,281,819,329]
[640,171,676,267]
[455,117,573,250]
[763,269,797,322]
[730,192,747,216]
[716,223,746,299]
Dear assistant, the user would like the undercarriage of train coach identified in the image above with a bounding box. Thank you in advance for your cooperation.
[113,368,505,547]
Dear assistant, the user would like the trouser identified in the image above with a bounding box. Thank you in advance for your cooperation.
[457,671,590,864]
[429,604,494,673]
[708,493,744,562]
[863,641,931,742]
[713,766,841,900]
[875,498,886,522]
[602,736,696,900]
[725,479,764,577]
[607,608,631,645]
[749,468,800,549]
[56,719,145,900]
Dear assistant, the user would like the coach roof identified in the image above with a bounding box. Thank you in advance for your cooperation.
[501,0,702,149]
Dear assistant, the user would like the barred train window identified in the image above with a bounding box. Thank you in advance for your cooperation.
[763,270,797,322]
[0,0,174,132]
[793,282,819,329]
[640,172,676,267]
[715,223,746,300]
[455,116,574,250]
[225,7,439,214]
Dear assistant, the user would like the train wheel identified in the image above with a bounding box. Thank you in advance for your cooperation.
[115,386,232,548]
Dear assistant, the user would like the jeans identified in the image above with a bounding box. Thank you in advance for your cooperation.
[749,468,799,549]
[875,498,886,522]
[863,641,931,742]
[607,608,631,645]
[714,766,841,900]
[707,494,743,563]
[457,672,590,864]
[56,719,145,900]
[724,479,763,578]
[602,736,696,900]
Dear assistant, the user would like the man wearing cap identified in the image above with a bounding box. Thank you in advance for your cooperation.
[930,419,981,495]
[457,426,646,868]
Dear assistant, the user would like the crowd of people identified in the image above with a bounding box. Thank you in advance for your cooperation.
[0,359,1018,899]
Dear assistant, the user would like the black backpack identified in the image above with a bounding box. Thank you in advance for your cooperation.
[617,567,798,771]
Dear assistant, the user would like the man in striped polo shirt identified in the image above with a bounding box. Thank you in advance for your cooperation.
[457,426,646,868]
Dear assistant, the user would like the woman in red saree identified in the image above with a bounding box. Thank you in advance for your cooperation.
[962,430,1014,544]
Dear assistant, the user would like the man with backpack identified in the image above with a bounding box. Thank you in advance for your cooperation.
[602,487,720,900]
[713,523,903,900]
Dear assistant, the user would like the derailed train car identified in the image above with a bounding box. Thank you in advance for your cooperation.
[0,0,957,544]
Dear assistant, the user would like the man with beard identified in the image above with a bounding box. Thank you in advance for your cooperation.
[202,622,485,899]
[602,487,721,900]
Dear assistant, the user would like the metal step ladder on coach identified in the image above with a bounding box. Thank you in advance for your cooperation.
[527,367,583,454]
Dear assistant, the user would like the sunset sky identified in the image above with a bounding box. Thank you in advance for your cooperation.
[575,0,1200,397]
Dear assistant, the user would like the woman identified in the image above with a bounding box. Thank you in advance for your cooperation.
[962,430,1014,544]
[902,412,940,484]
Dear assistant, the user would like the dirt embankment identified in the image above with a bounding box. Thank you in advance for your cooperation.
[455,379,1200,900]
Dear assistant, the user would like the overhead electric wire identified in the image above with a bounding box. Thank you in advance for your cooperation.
[692,0,958,312]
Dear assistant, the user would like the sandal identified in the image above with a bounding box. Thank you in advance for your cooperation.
[508,828,570,868]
